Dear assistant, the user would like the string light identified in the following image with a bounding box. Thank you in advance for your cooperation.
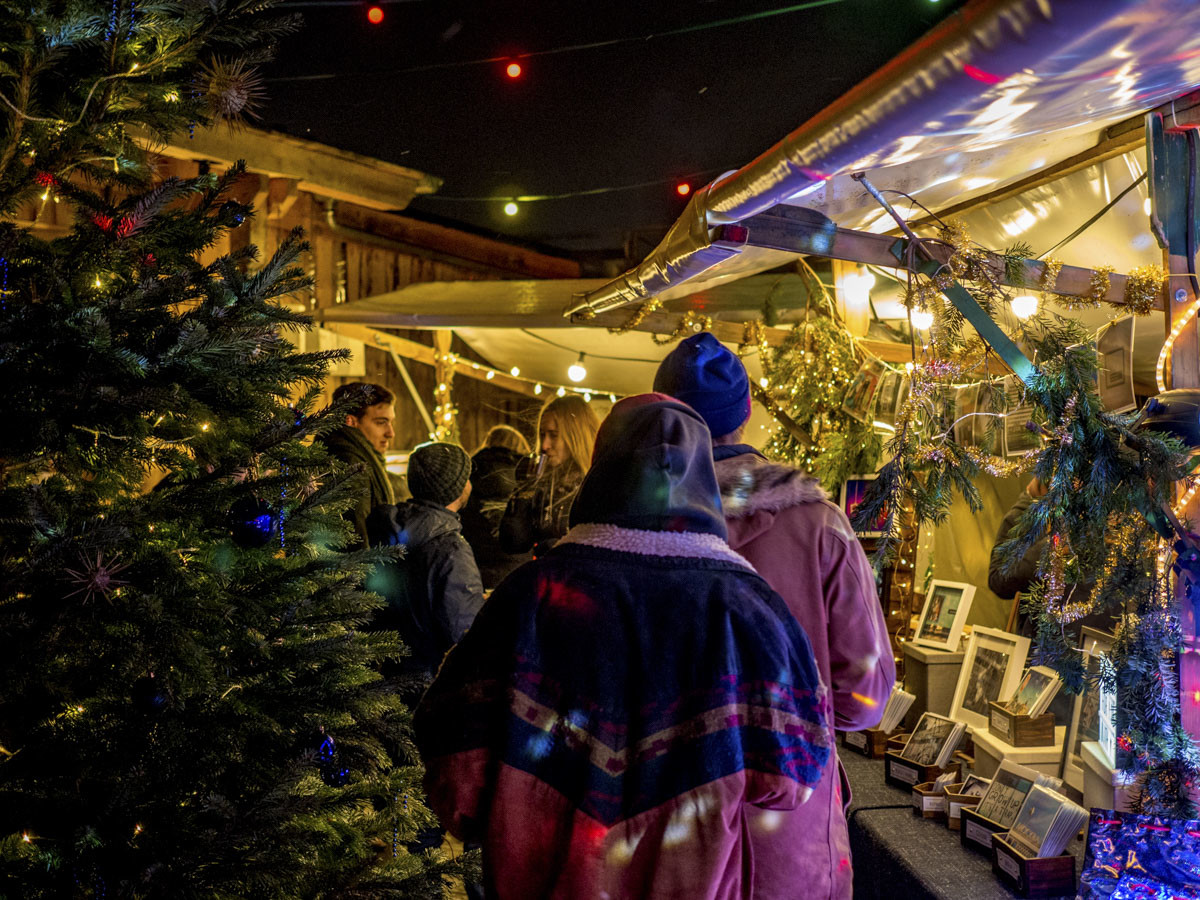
[1010,294,1039,320]
[505,61,522,79]
[510,366,520,376]
[567,352,587,383]
[503,201,519,216]
[556,387,566,397]
[911,309,935,330]
[1157,289,1200,393]
[534,383,543,395]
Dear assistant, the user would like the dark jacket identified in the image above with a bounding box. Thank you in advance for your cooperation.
[460,446,531,589]
[318,425,395,548]
[365,499,485,675]
[497,459,584,555]
[415,397,831,899]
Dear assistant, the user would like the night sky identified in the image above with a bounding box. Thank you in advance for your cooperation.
[264,0,965,256]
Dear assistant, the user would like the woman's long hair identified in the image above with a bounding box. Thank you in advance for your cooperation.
[538,395,600,475]
[476,423,531,456]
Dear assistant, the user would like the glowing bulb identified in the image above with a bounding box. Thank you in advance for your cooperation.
[510,366,520,376]
[1010,294,1039,320]
[503,201,519,216]
[1144,197,1153,216]
[911,309,934,330]
[676,182,691,196]
[534,383,542,395]
[583,392,592,402]
[567,353,587,383]
[759,377,769,388]
[366,5,384,23]
[556,387,566,397]
[506,62,522,79]
[200,423,210,432]
[609,394,617,402]
[486,370,494,380]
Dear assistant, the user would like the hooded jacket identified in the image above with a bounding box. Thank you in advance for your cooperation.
[365,499,485,675]
[318,425,395,548]
[460,445,532,589]
[714,449,895,900]
[415,396,831,900]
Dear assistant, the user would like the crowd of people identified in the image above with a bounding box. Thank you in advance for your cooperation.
[322,333,895,900]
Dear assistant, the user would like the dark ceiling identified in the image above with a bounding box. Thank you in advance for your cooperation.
[264,0,965,258]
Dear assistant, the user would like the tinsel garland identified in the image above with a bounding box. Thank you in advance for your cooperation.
[1123,264,1168,316]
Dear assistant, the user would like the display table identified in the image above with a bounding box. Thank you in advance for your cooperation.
[840,751,1085,899]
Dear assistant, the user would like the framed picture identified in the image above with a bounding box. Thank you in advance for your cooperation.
[874,372,901,428]
[949,625,1031,731]
[912,580,976,651]
[1059,627,1115,792]
[1005,665,1062,717]
[840,475,888,538]
[1097,317,1136,413]
[972,381,1002,454]
[842,358,886,424]
[952,383,981,447]
[1001,375,1041,457]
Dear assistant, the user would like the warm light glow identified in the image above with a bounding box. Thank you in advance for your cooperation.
[200,423,210,432]
[911,309,935,330]
[503,201,519,216]
[556,386,566,397]
[533,383,542,395]
[583,392,592,402]
[759,377,769,388]
[486,370,495,380]
[567,353,587,383]
[506,62,522,79]
[1157,292,1200,392]
[1010,294,1039,320]
[1144,197,1153,216]
[366,5,384,23]
[676,183,691,196]
[510,366,520,376]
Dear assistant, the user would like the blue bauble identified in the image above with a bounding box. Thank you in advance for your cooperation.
[228,497,278,548]
[314,732,350,787]
[131,676,169,713]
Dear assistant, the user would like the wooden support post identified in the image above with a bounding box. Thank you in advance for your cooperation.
[1146,104,1200,744]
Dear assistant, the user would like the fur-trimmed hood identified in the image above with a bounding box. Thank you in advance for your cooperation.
[714,452,827,519]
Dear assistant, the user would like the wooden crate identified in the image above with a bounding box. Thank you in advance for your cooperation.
[912,781,948,821]
[842,727,898,759]
[883,750,955,790]
[988,701,1055,747]
[991,833,1076,898]
[960,806,1008,855]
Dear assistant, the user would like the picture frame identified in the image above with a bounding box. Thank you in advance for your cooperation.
[874,372,901,428]
[952,383,981,448]
[1001,375,1041,457]
[841,357,886,424]
[1059,627,1115,792]
[839,474,888,538]
[1097,316,1136,414]
[1005,665,1062,717]
[949,625,1031,731]
[912,580,976,652]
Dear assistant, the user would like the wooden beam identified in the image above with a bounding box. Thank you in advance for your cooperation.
[712,206,1161,312]
[322,321,541,397]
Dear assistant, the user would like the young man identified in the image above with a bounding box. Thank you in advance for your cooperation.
[319,382,396,547]
[366,442,485,684]
[653,333,895,900]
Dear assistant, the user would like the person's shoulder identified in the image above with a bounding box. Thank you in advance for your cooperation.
[714,454,828,518]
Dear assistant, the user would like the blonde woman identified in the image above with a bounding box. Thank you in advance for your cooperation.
[499,395,600,555]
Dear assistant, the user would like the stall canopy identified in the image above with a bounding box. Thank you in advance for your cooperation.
[570,0,1200,318]
[320,0,1200,394]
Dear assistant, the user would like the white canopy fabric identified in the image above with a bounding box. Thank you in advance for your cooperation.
[574,0,1200,318]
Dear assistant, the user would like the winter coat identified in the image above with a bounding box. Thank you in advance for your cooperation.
[365,499,485,676]
[460,445,532,589]
[318,425,395,548]
[415,397,832,900]
[714,448,895,900]
[497,459,584,555]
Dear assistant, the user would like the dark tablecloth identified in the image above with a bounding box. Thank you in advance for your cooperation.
[839,749,1084,900]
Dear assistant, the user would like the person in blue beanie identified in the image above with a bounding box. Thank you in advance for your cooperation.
[654,332,895,900]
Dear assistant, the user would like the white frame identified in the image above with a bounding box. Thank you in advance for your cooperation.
[839,474,886,539]
[911,580,976,651]
[949,625,1030,731]
[1097,316,1137,413]
[1005,665,1062,717]
[1059,626,1115,793]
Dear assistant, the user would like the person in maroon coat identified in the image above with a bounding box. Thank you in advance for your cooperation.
[655,333,896,900]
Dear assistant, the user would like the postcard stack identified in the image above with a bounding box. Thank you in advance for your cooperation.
[900,712,966,768]
[1003,666,1062,717]
[1006,784,1089,858]
[879,686,916,733]
[974,760,1065,829]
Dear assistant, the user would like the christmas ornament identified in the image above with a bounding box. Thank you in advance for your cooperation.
[220,201,246,227]
[201,58,265,120]
[131,675,169,713]
[227,497,278,548]
[314,730,350,787]
[64,551,129,603]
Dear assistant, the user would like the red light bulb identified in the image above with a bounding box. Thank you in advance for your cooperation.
[367,5,384,24]
[506,62,522,79]
[676,182,691,196]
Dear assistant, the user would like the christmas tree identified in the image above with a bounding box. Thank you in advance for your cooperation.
[0,1,469,895]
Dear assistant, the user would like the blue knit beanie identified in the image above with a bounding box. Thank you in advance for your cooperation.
[653,333,751,439]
